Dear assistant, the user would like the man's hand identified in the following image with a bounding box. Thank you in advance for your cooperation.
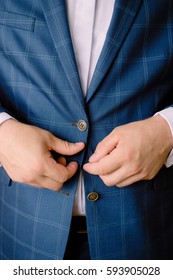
[83,115,173,187]
[0,119,85,191]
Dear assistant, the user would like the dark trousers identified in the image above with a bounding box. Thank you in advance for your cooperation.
[64,216,91,260]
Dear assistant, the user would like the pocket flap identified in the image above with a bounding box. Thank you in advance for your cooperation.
[0,10,35,31]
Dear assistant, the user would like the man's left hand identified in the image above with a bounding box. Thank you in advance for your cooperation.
[83,115,173,187]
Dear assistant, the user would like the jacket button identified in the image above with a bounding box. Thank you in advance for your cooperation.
[87,192,99,202]
[77,120,87,131]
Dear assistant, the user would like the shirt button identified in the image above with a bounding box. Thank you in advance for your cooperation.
[77,120,87,131]
[87,192,99,202]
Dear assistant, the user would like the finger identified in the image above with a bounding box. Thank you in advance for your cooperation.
[50,137,85,156]
[56,156,67,166]
[100,166,142,187]
[101,173,141,188]
[89,131,118,163]
[20,173,63,191]
[66,161,79,178]
[33,176,64,191]
[84,150,121,176]
[45,157,79,183]
[27,160,79,191]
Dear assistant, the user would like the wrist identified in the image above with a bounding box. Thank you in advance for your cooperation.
[151,114,173,157]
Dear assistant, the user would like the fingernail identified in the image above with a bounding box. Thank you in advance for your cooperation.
[69,162,78,169]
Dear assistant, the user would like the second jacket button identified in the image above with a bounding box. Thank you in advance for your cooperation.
[87,192,99,202]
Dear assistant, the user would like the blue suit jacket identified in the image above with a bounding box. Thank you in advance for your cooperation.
[0,0,173,259]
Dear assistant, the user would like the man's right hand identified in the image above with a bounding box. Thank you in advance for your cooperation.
[0,119,85,191]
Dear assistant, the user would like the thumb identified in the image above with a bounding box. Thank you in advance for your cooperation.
[50,136,85,156]
[89,131,118,163]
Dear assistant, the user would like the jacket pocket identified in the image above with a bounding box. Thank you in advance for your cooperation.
[0,10,35,32]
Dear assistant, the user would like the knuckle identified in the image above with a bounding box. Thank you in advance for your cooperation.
[32,161,44,174]
[130,163,142,176]
[124,151,134,163]
[100,175,113,187]
[142,169,153,180]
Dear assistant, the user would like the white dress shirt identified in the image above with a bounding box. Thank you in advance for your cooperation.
[0,0,173,215]
[66,0,115,215]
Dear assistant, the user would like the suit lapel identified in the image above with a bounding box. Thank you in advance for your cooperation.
[42,0,84,106]
[86,0,142,102]
[42,0,142,105]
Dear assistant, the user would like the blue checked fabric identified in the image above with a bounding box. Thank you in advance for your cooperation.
[0,0,173,259]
